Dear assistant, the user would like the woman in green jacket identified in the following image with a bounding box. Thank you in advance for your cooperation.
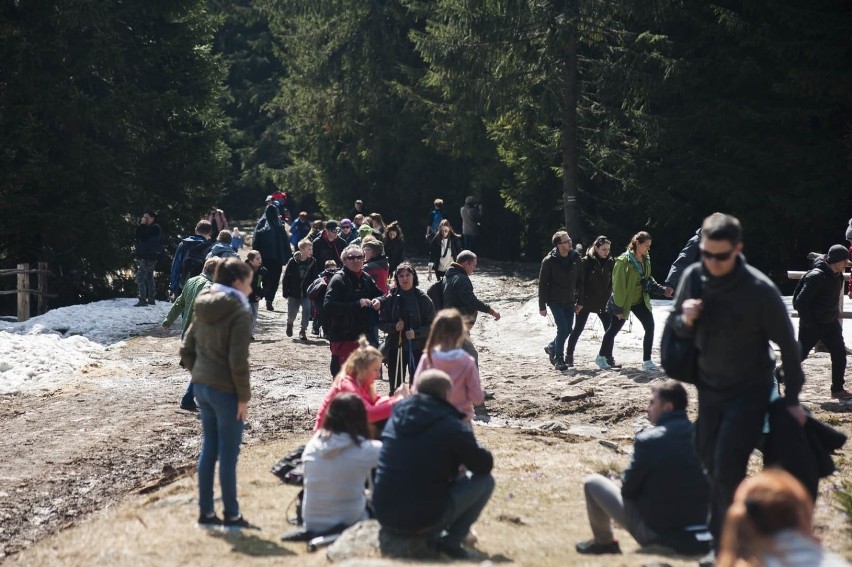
[595,232,673,371]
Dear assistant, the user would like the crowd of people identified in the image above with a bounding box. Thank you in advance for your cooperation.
[132,199,852,564]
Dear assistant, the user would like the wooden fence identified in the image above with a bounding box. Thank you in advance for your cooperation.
[0,263,57,322]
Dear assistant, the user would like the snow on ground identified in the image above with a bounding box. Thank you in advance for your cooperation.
[0,299,171,395]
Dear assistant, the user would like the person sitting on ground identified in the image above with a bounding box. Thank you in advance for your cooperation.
[282,239,320,341]
[206,230,240,260]
[302,392,382,536]
[576,380,710,555]
[313,337,408,433]
[413,309,483,422]
[373,369,495,559]
[716,468,850,567]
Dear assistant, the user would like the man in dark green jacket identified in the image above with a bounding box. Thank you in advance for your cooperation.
[538,230,583,370]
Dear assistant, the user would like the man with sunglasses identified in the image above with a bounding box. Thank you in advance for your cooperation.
[667,213,806,553]
[323,244,383,375]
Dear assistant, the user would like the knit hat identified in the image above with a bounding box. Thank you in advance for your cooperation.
[363,240,384,256]
[325,220,338,231]
[846,218,852,240]
[826,244,850,265]
[358,224,372,237]
[340,218,353,228]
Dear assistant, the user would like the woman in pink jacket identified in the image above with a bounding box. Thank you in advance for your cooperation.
[314,337,408,433]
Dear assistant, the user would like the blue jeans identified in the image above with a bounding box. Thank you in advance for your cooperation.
[547,303,575,359]
[435,472,495,546]
[194,383,244,518]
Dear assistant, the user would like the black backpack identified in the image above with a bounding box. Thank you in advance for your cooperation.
[791,270,814,311]
[179,239,213,290]
[427,280,444,311]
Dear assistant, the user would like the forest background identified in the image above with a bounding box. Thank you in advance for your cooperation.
[1,0,850,311]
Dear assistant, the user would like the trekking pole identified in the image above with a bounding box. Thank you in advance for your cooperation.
[406,336,416,386]
[395,331,403,392]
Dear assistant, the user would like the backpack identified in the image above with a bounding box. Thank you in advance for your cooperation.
[179,239,213,290]
[427,280,444,311]
[791,269,817,311]
[307,274,330,302]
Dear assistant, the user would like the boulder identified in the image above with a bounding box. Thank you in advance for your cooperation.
[326,520,441,563]
[557,388,593,402]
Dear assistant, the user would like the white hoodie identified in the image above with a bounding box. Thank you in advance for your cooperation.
[301,431,382,532]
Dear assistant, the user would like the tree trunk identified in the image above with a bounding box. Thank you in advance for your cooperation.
[560,27,582,239]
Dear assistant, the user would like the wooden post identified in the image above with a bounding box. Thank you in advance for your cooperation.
[38,262,49,315]
[17,263,29,322]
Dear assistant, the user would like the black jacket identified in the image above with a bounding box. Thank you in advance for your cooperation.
[377,287,436,352]
[385,237,405,273]
[134,223,163,260]
[253,205,288,264]
[429,233,462,266]
[621,410,709,536]
[665,228,701,290]
[281,252,320,299]
[579,254,614,313]
[248,264,267,304]
[794,258,844,326]
[764,398,847,500]
[312,233,346,266]
[670,257,804,404]
[322,267,382,341]
[373,393,493,533]
[442,263,489,316]
[538,248,583,310]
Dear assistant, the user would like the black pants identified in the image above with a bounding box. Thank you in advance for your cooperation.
[263,261,283,303]
[566,309,612,358]
[799,320,847,392]
[598,301,654,361]
[696,380,772,541]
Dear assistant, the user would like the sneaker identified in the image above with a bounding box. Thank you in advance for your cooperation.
[223,515,259,531]
[133,299,148,307]
[197,513,222,529]
[831,389,852,400]
[286,322,293,337]
[266,301,275,311]
[564,355,574,368]
[606,357,621,368]
[642,360,660,372]
[554,357,568,371]
[464,528,478,545]
[575,539,621,555]
[595,355,611,370]
[299,329,307,341]
[544,344,556,365]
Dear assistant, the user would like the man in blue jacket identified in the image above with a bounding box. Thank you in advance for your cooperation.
[576,381,710,555]
[373,370,495,559]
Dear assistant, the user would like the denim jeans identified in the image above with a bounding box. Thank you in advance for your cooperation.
[194,383,244,518]
[547,303,575,359]
[435,472,495,546]
[287,297,311,331]
[135,258,157,301]
[599,301,655,361]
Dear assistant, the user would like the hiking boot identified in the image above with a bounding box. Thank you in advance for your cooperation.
[642,360,660,372]
[606,357,621,368]
[197,513,222,529]
[299,329,307,341]
[595,355,611,370]
[147,298,156,306]
[575,539,621,555]
[831,389,852,400]
[564,355,574,368]
[266,301,275,311]
[544,344,556,365]
[133,299,148,307]
[434,539,471,560]
[554,357,568,371]
[223,515,259,531]
[286,322,293,337]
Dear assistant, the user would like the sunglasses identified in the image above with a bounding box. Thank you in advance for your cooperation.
[345,255,365,261]
[701,248,736,262]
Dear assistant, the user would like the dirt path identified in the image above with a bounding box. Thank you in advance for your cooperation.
[1,258,850,562]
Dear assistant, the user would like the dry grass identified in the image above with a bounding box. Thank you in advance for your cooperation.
[9,426,852,566]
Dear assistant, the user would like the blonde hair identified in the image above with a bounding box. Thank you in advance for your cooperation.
[334,337,383,398]
[424,309,466,365]
[717,469,815,567]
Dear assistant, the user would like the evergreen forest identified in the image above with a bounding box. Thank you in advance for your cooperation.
[1,0,850,307]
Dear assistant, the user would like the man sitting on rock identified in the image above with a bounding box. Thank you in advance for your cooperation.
[576,380,711,555]
[373,370,494,559]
